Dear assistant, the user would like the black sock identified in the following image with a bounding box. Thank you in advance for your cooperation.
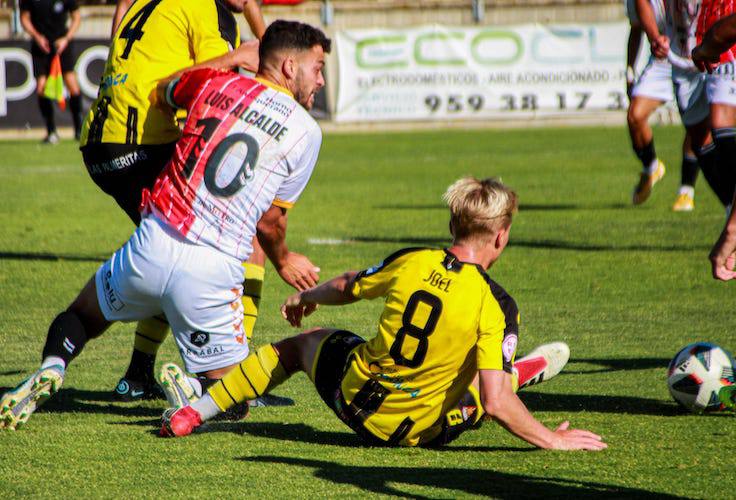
[695,142,732,206]
[634,140,657,170]
[123,349,156,383]
[69,94,83,136]
[38,96,55,135]
[713,128,736,205]
[42,311,88,366]
[197,376,218,392]
[681,154,699,188]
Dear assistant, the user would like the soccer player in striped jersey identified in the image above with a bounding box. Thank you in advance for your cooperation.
[80,0,308,403]
[161,177,606,451]
[626,0,700,211]
[0,21,330,431]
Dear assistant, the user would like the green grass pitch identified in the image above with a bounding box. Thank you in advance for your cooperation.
[0,126,734,498]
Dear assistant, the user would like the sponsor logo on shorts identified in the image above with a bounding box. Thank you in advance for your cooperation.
[190,331,210,347]
[502,333,518,363]
[102,270,124,311]
[87,149,148,175]
[185,345,226,358]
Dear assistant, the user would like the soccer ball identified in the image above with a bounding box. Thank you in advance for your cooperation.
[667,342,736,412]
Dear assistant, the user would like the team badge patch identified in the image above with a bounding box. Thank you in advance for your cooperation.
[190,331,210,347]
[502,334,518,362]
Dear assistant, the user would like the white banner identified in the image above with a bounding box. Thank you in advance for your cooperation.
[335,22,640,123]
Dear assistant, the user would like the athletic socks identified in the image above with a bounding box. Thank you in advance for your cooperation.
[242,263,265,342]
[634,140,658,173]
[713,128,736,205]
[38,96,55,134]
[695,142,733,206]
[124,316,169,382]
[69,94,83,137]
[41,311,88,368]
[680,154,699,190]
[208,344,288,413]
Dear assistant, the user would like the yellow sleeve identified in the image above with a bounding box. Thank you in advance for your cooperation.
[184,0,240,64]
[350,248,420,300]
[476,284,519,373]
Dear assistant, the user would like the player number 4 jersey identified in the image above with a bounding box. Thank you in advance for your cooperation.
[344,248,520,446]
[142,68,322,261]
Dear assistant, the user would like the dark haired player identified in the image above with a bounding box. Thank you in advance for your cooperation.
[19,0,83,143]
[0,20,331,430]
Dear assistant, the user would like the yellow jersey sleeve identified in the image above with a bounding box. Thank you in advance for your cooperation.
[476,279,519,373]
[185,0,240,63]
[350,248,425,300]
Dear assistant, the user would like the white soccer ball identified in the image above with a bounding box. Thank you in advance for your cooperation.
[667,342,736,413]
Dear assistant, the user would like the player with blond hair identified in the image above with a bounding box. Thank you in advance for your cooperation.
[161,177,607,451]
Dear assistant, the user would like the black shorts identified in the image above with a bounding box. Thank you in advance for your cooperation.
[80,142,177,225]
[31,42,75,78]
[314,329,483,447]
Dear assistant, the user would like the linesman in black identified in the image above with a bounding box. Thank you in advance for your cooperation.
[19,0,83,143]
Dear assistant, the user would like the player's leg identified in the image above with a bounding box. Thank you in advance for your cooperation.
[243,237,266,344]
[0,278,110,430]
[61,69,83,140]
[81,143,177,400]
[711,102,736,210]
[31,44,58,144]
[708,63,736,211]
[628,96,666,205]
[160,328,339,437]
[672,133,698,212]
[1,218,171,429]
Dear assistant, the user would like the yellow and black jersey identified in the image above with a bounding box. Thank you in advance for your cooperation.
[342,247,520,446]
[80,0,240,147]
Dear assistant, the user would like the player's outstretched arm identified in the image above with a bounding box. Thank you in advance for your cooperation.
[257,205,320,291]
[479,369,607,451]
[692,13,736,72]
[281,272,360,327]
[244,0,267,40]
[111,0,135,38]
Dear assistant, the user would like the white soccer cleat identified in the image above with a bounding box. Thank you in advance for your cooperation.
[0,366,64,430]
[158,363,198,408]
[514,342,570,390]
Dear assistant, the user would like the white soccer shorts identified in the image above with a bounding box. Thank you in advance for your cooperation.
[672,66,710,126]
[95,215,248,374]
[632,57,674,102]
[707,61,736,107]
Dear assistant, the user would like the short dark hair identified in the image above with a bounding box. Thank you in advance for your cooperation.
[259,20,332,66]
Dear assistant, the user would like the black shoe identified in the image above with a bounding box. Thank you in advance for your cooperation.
[248,393,295,407]
[113,377,165,402]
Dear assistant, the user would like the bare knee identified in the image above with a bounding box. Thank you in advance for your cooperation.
[67,276,109,339]
[274,327,333,375]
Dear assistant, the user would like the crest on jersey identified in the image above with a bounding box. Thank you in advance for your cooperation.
[190,331,210,347]
[502,333,518,362]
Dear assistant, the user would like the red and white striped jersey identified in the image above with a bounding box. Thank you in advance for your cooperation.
[666,0,704,58]
[142,68,322,261]
[697,0,736,64]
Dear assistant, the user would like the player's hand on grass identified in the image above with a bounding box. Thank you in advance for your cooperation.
[692,44,719,73]
[35,35,51,54]
[650,35,670,59]
[54,37,69,54]
[709,228,736,281]
[276,251,320,291]
[281,292,317,327]
[549,421,607,451]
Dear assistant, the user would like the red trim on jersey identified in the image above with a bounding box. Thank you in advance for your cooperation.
[141,73,268,236]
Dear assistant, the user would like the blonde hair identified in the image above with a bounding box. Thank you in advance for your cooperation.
[443,176,518,241]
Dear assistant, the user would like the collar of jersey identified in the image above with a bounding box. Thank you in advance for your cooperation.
[255,77,294,98]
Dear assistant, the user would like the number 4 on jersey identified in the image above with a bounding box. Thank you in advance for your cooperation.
[119,0,163,59]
